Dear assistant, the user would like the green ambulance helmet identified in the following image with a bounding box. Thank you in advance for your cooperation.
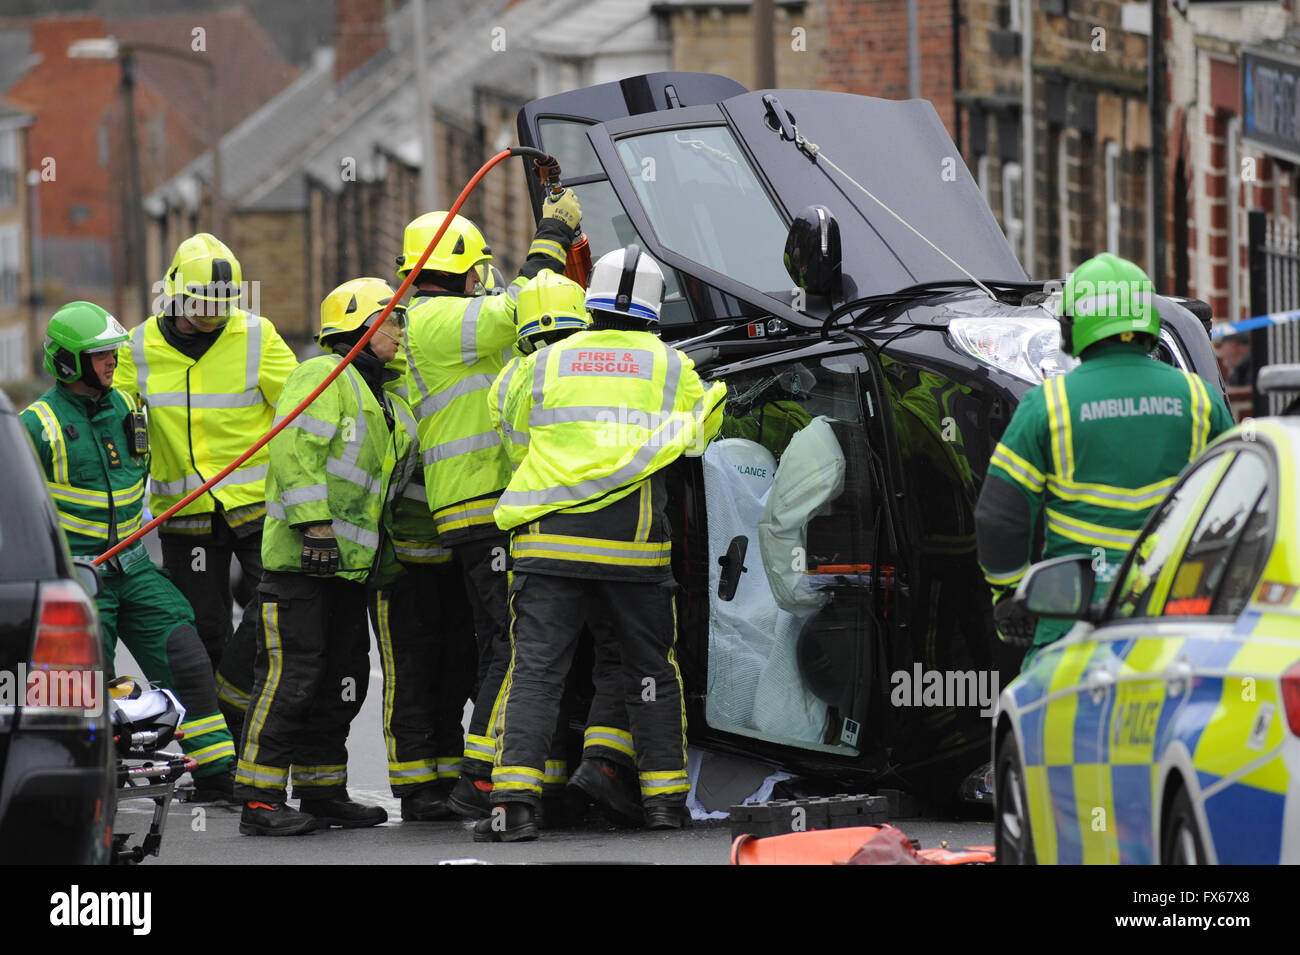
[1060,253,1159,357]
[43,301,129,382]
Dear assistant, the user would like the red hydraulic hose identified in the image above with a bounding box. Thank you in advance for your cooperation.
[95,146,536,566]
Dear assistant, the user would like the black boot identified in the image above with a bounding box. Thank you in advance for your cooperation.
[401,785,454,821]
[190,767,235,803]
[299,796,388,829]
[643,796,690,830]
[472,802,539,843]
[448,775,494,819]
[568,757,642,824]
[239,800,318,836]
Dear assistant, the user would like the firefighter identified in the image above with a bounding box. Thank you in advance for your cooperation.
[369,303,476,822]
[235,278,413,836]
[113,234,298,742]
[22,302,237,794]
[490,270,643,825]
[475,245,728,842]
[401,191,584,819]
[974,254,1234,667]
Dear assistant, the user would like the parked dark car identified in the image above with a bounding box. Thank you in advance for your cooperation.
[516,72,1227,804]
[0,386,113,864]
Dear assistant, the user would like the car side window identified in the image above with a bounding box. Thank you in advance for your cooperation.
[1162,450,1270,617]
[1109,451,1234,620]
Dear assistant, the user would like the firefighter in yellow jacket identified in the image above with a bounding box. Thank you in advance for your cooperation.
[475,246,727,842]
[401,191,584,818]
[235,278,413,835]
[114,234,297,744]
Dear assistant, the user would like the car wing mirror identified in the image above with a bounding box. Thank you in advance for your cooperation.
[1018,555,1097,621]
[784,204,843,301]
[717,535,749,601]
[73,558,102,599]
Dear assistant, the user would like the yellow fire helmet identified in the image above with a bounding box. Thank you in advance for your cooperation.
[319,277,406,347]
[514,270,591,354]
[396,211,492,281]
[163,233,243,303]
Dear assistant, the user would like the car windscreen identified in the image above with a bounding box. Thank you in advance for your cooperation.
[0,410,63,580]
[615,125,789,296]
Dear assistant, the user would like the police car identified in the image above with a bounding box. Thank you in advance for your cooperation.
[993,391,1300,863]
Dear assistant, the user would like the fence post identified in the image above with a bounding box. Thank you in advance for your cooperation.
[1248,209,1269,418]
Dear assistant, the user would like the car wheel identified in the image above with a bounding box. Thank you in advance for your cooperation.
[994,731,1036,865]
[1160,786,1206,865]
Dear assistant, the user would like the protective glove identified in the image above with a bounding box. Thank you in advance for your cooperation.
[542,189,582,231]
[991,583,1036,648]
[301,527,340,575]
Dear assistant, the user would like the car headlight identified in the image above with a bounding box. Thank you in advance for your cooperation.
[948,316,1078,384]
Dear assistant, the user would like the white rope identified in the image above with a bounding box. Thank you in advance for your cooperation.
[794,127,998,302]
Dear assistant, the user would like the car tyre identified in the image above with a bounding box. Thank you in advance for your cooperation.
[1160,785,1206,865]
[994,731,1036,865]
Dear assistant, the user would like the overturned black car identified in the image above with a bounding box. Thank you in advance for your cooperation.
[514,72,1225,805]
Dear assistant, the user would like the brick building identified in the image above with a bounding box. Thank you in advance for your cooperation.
[0,101,32,386]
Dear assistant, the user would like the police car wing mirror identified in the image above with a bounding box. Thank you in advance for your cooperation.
[784,205,842,301]
[73,558,102,599]
[1018,555,1097,621]
[717,536,749,602]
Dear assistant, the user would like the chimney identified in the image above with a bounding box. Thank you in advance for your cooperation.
[335,0,389,83]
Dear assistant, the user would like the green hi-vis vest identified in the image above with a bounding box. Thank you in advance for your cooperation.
[983,342,1235,588]
[21,384,150,572]
[261,355,416,581]
[493,328,727,533]
[404,284,525,545]
[112,309,298,528]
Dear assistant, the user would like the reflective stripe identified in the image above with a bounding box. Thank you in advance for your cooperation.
[245,313,263,392]
[498,415,689,510]
[421,430,500,466]
[1045,474,1176,510]
[333,518,380,550]
[464,734,495,761]
[27,403,69,484]
[492,767,545,791]
[416,373,496,418]
[235,759,288,789]
[661,347,682,415]
[1045,376,1074,482]
[513,533,670,567]
[131,328,149,401]
[146,388,264,409]
[402,480,427,503]
[179,713,228,740]
[639,770,689,796]
[281,483,329,507]
[990,443,1045,493]
[292,764,347,786]
[47,478,145,509]
[433,498,499,534]
[215,672,250,709]
[461,297,485,365]
[529,404,625,428]
[1184,371,1212,461]
[389,761,439,784]
[983,563,1030,588]
[437,758,461,779]
[583,725,636,759]
[374,593,399,763]
[528,238,565,262]
[275,411,338,439]
[543,760,568,786]
[188,740,235,767]
[393,540,453,561]
[1045,507,1140,549]
[326,456,381,496]
[635,482,651,543]
[153,462,269,497]
[243,602,283,764]
[266,500,286,520]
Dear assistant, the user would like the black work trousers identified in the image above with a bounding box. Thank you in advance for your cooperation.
[234,572,369,803]
[369,563,476,796]
[493,572,688,805]
[455,534,512,779]
[159,513,262,737]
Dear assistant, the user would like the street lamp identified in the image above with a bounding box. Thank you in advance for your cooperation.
[68,35,224,318]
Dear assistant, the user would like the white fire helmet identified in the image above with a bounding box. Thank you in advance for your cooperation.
[584,244,664,324]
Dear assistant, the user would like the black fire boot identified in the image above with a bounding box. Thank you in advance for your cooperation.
[568,757,643,825]
[448,775,494,819]
[643,795,691,831]
[472,802,539,843]
[299,796,388,829]
[239,800,318,836]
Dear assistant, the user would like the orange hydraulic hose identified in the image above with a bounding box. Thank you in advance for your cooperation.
[95,147,530,566]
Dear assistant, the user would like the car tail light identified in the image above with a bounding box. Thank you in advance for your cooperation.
[32,580,100,668]
[1282,662,1300,737]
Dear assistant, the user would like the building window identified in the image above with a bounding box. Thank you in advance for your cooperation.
[1104,141,1121,254]
[1226,116,1241,322]
[1056,132,1070,277]
[0,323,26,383]
[0,130,16,209]
[1002,161,1024,264]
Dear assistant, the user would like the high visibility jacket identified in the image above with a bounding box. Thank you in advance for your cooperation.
[113,309,298,532]
[21,384,151,573]
[492,328,727,577]
[261,354,416,582]
[978,341,1234,599]
[404,286,525,546]
[491,354,531,472]
[383,349,451,568]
